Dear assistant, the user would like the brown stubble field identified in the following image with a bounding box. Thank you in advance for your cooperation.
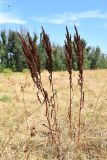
[0,69,107,160]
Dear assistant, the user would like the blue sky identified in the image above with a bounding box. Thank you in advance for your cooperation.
[0,0,107,54]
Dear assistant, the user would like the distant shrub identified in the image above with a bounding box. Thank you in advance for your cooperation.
[0,95,11,102]
[3,68,13,74]
[0,65,4,73]
[22,68,29,73]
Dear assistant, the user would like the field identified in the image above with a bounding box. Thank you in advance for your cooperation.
[0,70,107,160]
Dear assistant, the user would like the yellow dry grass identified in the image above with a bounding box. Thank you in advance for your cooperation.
[0,69,107,160]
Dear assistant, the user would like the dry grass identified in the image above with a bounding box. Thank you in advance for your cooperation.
[0,70,107,159]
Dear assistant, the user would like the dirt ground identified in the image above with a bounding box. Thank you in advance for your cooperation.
[0,69,107,160]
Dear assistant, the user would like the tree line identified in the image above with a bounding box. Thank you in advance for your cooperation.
[0,30,107,72]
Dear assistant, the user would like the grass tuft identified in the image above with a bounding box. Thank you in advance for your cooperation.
[0,95,11,102]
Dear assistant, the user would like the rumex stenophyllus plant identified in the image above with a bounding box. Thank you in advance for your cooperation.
[64,26,73,139]
[41,27,61,157]
[18,30,61,159]
[74,25,85,149]
[18,25,85,158]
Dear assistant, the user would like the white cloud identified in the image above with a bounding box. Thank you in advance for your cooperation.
[0,0,26,24]
[32,16,46,22]
[74,10,107,19]
[32,10,107,25]
[49,18,66,24]
[0,12,26,24]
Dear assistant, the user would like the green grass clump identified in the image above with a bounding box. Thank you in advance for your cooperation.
[0,95,11,102]
[3,68,13,74]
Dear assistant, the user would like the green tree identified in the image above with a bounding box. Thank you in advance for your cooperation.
[52,45,66,71]
[37,33,47,70]
[8,30,26,71]
[89,46,102,69]
[0,30,8,70]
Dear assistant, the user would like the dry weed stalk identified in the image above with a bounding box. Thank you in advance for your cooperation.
[18,32,53,141]
[1,126,19,155]
[18,31,60,158]
[41,27,60,158]
[73,26,84,148]
[41,27,53,84]
[21,85,28,131]
[64,26,73,138]
[41,27,58,127]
